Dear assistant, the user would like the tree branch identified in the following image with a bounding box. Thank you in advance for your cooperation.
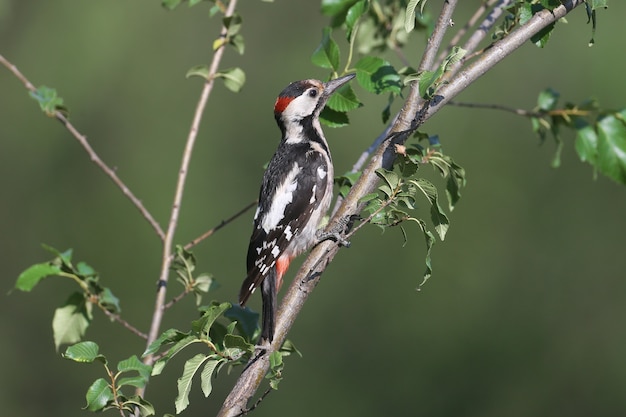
[138,0,239,401]
[0,53,165,240]
[217,1,584,415]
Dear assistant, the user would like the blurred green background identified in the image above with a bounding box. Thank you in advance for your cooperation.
[2,1,626,416]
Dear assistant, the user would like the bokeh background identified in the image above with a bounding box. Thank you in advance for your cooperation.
[2,1,625,416]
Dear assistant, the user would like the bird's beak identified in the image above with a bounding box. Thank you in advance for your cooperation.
[323,73,356,98]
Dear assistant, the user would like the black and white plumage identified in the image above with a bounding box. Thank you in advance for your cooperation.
[239,74,355,342]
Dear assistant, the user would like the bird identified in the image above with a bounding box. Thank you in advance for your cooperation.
[239,73,356,342]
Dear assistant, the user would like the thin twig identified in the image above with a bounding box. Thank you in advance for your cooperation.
[183,199,257,252]
[435,0,498,65]
[441,0,514,82]
[162,287,191,311]
[141,0,240,373]
[449,100,591,118]
[99,306,148,340]
[0,53,165,240]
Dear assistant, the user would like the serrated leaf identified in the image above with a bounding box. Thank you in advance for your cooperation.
[326,84,362,112]
[63,341,105,364]
[117,375,148,389]
[14,262,61,292]
[355,56,402,94]
[151,334,199,376]
[176,354,209,414]
[320,106,350,127]
[375,169,401,190]
[84,378,113,412]
[117,355,151,379]
[405,0,427,33]
[200,358,222,397]
[311,27,340,70]
[194,302,232,336]
[53,292,92,351]
[217,67,246,93]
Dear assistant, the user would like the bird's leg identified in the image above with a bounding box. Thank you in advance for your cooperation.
[316,214,357,248]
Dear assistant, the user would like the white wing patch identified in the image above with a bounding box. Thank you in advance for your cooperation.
[260,163,301,233]
[317,166,327,179]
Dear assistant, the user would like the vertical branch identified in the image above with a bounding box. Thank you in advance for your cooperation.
[139,0,239,385]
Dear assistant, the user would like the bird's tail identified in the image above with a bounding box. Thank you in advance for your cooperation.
[260,267,277,342]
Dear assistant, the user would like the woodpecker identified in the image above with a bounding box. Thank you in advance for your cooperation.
[239,73,355,342]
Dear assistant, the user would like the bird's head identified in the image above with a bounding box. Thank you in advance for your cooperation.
[273,73,355,125]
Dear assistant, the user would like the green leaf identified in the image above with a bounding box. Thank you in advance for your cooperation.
[150,334,200,376]
[574,118,598,166]
[414,219,435,287]
[405,0,427,33]
[345,0,368,38]
[200,358,222,397]
[537,88,560,111]
[217,67,246,93]
[267,351,284,390]
[224,304,260,339]
[596,110,626,184]
[29,86,68,117]
[186,65,211,81]
[176,354,209,413]
[63,341,105,364]
[355,56,402,94]
[162,0,182,10]
[326,84,362,112]
[53,292,92,351]
[122,396,155,417]
[194,302,232,336]
[411,178,449,240]
[230,34,245,55]
[311,27,340,71]
[117,355,152,380]
[98,287,121,313]
[320,106,350,127]
[14,262,61,292]
[84,378,114,412]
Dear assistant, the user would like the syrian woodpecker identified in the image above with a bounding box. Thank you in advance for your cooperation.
[239,73,355,342]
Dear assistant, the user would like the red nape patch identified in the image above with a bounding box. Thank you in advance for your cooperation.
[274,96,294,114]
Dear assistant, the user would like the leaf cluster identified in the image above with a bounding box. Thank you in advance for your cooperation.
[63,342,154,416]
[531,88,626,184]
[15,245,120,350]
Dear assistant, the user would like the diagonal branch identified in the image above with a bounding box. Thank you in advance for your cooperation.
[0,53,165,240]
[217,1,584,415]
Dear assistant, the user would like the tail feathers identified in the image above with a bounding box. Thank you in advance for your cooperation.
[260,268,277,342]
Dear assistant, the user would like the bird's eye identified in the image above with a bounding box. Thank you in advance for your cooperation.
[308,89,318,98]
